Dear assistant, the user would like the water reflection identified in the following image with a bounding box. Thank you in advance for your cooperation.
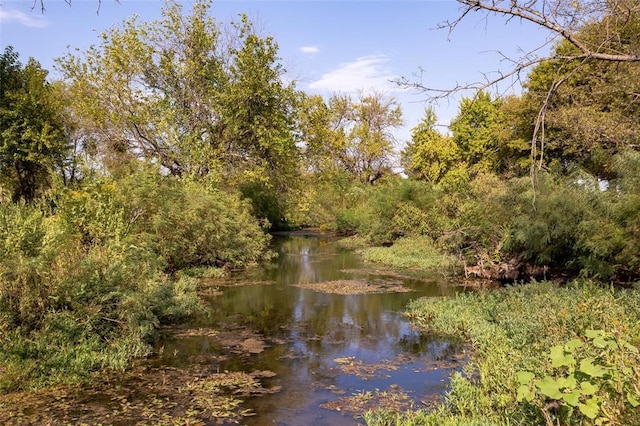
[158,234,463,425]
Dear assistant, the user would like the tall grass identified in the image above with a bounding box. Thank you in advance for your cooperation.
[360,236,460,273]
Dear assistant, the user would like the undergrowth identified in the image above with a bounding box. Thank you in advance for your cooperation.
[369,281,640,425]
[0,170,271,392]
[360,235,460,274]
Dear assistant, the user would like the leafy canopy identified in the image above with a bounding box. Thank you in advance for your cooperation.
[57,0,299,188]
[0,47,69,202]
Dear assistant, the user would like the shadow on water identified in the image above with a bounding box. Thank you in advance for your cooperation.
[153,234,466,425]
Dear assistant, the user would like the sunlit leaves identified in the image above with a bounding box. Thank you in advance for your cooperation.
[523,9,640,180]
[402,107,460,183]
[0,47,70,202]
[516,329,640,424]
[450,91,502,175]
[298,91,402,184]
[57,0,299,189]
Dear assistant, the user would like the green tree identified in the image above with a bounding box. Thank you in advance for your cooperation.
[298,91,403,184]
[404,1,640,180]
[525,37,640,179]
[297,93,346,178]
[450,91,502,175]
[492,95,533,177]
[57,0,299,188]
[0,47,69,202]
[401,107,461,183]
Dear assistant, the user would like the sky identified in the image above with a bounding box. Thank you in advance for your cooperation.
[1,0,553,147]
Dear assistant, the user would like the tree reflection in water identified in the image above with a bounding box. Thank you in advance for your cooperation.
[154,234,464,425]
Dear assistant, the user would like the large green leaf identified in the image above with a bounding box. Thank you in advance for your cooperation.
[592,336,608,349]
[556,375,577,390]
[562,390,582,406]
[579,358,607,378]
[516,371,535,385]
[564,338,583,351]
[578,397,600,419]
[622,340,639,354]
[579,381,598,395]
[517,385,535,402]
[585,329,604,339]
[537,376,563,400]
[550,344,575,368]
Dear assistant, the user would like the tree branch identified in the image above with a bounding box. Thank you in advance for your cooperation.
[399,0,640,199]
[455,1,640,62]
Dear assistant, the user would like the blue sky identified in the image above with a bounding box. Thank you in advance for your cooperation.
[1,0,552,146]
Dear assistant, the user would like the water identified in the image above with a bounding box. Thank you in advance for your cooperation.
[153,233,464,425]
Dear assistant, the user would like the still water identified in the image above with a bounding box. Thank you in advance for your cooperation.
[154,233,463,425]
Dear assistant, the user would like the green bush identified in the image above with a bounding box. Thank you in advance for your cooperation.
[0,169,272,392]
[575,151,640,281]
[503,173,593,268]
[0,200,197,391]
[332,178,441,245]
[289,171,362,231]
[116,169,272,271]
[336,207,365,236]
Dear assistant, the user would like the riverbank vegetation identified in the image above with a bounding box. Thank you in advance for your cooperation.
[0,168,270,392]
[1,0,639,422]
[365,282,640,425]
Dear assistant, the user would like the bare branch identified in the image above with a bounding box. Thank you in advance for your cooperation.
[396,54,548,103]
[401,0,640,199]
[407,0,640,102]
[32,0,111,14]
[456,0,640,62]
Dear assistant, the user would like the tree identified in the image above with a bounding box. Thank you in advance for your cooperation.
[0,47,69,202]
[298,91,403,184]
[524,39,640,179]
[57,0,299,189]
[450,91,503,175]
[401,107,461,183]
[404,95,530,183]
[492,95,533,177]
[401,0,640,176]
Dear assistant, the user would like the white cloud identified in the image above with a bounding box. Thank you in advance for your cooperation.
[308,54,399,93]
[300,45,320,54]
[0,8,48,28]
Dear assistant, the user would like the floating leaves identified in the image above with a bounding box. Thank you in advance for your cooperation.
[294,279,412,295]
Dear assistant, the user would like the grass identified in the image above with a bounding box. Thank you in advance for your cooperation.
[364,280,640,425]
[362,409,500,426]
[359,236,461,273]
[336,235,370,250]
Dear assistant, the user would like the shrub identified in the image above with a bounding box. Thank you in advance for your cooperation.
[0,169,272,392]
[110,169,272,271]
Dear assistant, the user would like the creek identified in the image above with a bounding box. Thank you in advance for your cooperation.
[153,232,465,425]
[3,232,465,425]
